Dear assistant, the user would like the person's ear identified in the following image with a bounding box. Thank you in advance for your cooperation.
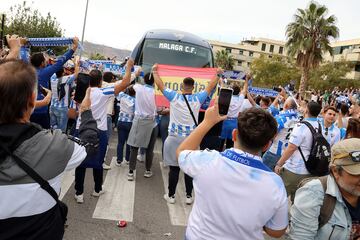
[232,129,238,142]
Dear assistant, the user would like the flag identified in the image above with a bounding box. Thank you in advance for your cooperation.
[155,64,217,108]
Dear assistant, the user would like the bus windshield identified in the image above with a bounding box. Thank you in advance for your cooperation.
[139,39,213,72]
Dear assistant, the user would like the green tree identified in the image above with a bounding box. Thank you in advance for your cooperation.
[89,52,106,60]
[250,55,300,88]
[308,60,355,90]
[286,1,339,96]
[215,49,235,70]
[5,1,65,54]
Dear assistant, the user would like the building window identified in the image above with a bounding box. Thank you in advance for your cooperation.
[270,45,274,53]
[239,50,244,55]
[238,60,243,66]
[226,48,232,53]
[279,46,284,54]
[261,43,266,51]
[268,55,273,59]
[247,62,251,67]
[355,64,360,72]
[249,51,254,57]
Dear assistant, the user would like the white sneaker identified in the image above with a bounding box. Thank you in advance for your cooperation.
[163,194,175,204]
[137,153,145,162]
[115,161,122,167]
[185,195,193,205]
[128,171,135,181]
[75,194,84,204]
[91,190,105,197]
[102,163,111,170]
[144,170,153,178]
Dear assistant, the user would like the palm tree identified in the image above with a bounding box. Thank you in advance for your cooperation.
[215,49,235,70]
[286,1,339,96]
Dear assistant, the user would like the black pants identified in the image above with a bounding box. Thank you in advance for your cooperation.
[75,167,103,195]
[168,166,193,197]
[129,126,158,171]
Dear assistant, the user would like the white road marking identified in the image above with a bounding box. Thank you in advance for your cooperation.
[92,157,136,221]
[60,169,75,200]
[159,161,192,226]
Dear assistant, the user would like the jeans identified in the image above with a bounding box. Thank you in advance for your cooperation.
[106,114,112,140]
[50,106,68,132]
[129,126,158,171]
[74,167,103,195]
[262,151,281,170]
[168,166,193,197]
[117,121,132,162]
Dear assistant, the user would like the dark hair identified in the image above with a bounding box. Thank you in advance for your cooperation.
[340,104,349,116]
[89,69,102,87]
[237,108,277,151]
[232,85,240,95]
[30,53,45,68]
[307,101,321,117]
[324,105,337,114]
[103,72,114,83]
[260,96,271,107]
[144,73,154,85]
[56,68,64,78]
[127,85,136,97]
[183,77,195,87]
[0,60,37,123]
[346,118,360,138]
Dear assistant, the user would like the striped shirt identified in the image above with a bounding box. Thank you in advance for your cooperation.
[50,74,76,108]
[163,88,208,137]
[117,92,135,122]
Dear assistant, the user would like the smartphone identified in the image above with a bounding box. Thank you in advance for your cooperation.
[39,85,48,96]
[218,87,233,116]
[74,73,91,103]
[273,86,282,92]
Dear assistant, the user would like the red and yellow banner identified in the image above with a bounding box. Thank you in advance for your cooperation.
[156,64,217,107]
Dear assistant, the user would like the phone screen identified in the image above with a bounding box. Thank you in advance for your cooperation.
[39,85,47,96]
[74,73,91,103]
[218,88,233,116]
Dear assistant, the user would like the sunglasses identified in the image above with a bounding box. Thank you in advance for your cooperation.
[333,151,360,162]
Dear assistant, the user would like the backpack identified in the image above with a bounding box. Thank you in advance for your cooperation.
[297,176,336,229]
[298,121,331,176]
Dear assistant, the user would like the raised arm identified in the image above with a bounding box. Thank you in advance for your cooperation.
[73,56,80,79]
[247,92,257,107]
[152,64,165,92]
[241,74,250,96]
[205,68,222,95]
[114,58,134,95]
[5,35,21,60]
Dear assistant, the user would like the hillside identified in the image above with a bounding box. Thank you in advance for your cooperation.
[82,41,132,61]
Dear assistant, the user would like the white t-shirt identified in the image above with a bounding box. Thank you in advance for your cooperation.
[239,99,253,113]
[50,74,76,108]
[163,88,208,137]
[284,118,320,175]
[179,148,288,240]
[76,87,115,131]
[102,81,117,115]
[133,83,156,118]
[227,94,245,118]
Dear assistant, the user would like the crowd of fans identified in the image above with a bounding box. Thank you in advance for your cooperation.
[0,34,360,239]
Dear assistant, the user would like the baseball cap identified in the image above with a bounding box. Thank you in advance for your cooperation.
[330,138,360,175]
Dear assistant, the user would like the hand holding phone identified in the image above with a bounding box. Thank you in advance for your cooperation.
[39,85,48,96]
[218,87,233,116]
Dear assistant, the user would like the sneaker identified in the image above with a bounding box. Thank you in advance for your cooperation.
[144,170,153,178]
[185,195,193,205]
[125,160,129,165]
[127,171,135,181]
[102,163,111,170]
[115,161,122,167]
[74,194,84,204]
[137,153,145,162]
[91,190,105,197]
[163,194,175,204]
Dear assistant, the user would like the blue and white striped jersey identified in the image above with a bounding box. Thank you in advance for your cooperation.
[50,74,76,108]
[117,92,135,123]
[268,109,299,156]
[163,88,208,137]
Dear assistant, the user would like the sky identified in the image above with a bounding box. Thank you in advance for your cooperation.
[1,0,360,51]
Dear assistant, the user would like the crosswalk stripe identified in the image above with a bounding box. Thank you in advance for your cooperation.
[60,169,75,200]
[159,161,192,226]
[92,157,136,221]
